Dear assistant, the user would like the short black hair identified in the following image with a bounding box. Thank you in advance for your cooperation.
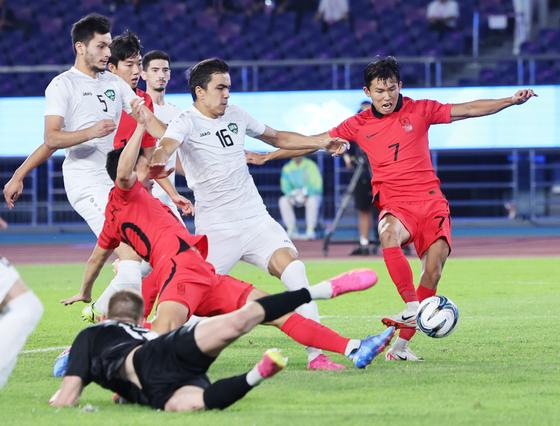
[106,146,145,182]
[363,56,401,89]
[71,13,111,55]
[142,50,170,70]
[108,30,143,68]
[108,289,144,324]
[187,58,229,101]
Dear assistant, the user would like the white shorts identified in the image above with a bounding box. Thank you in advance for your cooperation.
[197,213,297,275]
[0,256,20,302]
[66,183,112,236]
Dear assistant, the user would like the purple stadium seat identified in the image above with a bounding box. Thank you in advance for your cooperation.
[400,63,425,86]
[163,2,187,21]
[272,12,297,36]
[40,18,64,37]
[246,12,272,35]
[354,20,378,40]
[441,32,465,56]
[478,68,500,85]
[374,0,399,13]
[197,12,220,30]
[218,22,243,44]
[520,42,541,55]
[404,7,426,27]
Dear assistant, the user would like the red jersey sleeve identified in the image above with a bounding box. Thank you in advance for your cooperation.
[328,114,360,141]
[417,99,452,125]
[113,91,157,150]
[98,218,120,251]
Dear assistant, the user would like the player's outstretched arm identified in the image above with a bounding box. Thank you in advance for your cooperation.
[149,137,180,180]
[50,376,84,407]
[139,105,167,140]
[245,147,319,165]
[44,115,117,149]
[450,89,537,122]
[61,244,114,306]
[256,126,347,156]
[117,99,148,190]
[3,143,56,209]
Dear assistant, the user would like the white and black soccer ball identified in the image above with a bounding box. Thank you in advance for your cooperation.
[417,295,459,338]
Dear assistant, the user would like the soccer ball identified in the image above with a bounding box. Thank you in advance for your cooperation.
[417,295,459,338]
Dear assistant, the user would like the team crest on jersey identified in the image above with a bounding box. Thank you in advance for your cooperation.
[228,123,238,134]
[104,89,116,101]
[400,117,414,134]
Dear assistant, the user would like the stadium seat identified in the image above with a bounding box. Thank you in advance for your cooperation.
[272,12,297,36]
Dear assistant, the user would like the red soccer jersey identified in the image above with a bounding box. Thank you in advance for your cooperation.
[329,95,452,206]
[113,88,158,150]
[98,180,207,267]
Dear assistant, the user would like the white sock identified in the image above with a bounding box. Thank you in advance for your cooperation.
[0,291,43,389]
[96,260,142,314]
[392,337,409,350]
[308,281,333,300]
[280,260,323,361]
[246,364,265,387]
[359,236,369,246]
[406,301,419,311]
[344,339,361,357]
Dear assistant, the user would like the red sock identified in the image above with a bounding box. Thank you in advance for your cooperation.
[142,271,158,319]
[280,313,350,355]
[398,285,437,342]
[383,247,417,303]
[417,284,437,303]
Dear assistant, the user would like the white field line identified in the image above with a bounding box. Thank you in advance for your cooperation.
[21,346,70,354]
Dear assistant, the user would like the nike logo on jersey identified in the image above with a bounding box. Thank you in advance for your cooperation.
[200,132,210,137]
[366,133,378,139]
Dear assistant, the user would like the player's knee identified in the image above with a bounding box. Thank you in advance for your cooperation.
[422,268,442,287]
[7,291,43,332]
[227,310,256,336]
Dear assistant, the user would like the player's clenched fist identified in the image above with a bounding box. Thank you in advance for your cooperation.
[89,119,117,138]
[512,89,537,105]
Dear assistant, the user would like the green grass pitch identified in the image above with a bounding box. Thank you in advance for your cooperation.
[2,257,559,426]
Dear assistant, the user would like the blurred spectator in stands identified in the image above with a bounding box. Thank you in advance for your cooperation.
[0,0,17,34]
[427,0,459,40]
[313,0,349,25]
[279,156,323,241]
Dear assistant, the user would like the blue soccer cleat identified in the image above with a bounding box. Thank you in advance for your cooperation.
[53,347,71,377]
[348,327,395,369]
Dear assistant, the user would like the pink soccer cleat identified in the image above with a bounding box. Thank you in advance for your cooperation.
[328,268,378,298]
[308,354,347,370]
[257,349,288,378]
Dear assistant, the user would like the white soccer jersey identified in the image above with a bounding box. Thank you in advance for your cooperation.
[152,100,183,208]
[163,105,267,227]
[45,67,137,191]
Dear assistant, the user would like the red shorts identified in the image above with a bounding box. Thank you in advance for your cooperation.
[379,197,452,258]
[154,249,254,319]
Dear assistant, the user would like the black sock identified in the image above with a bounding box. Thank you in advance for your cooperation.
[254,288,312,323]
[203,374,253,410]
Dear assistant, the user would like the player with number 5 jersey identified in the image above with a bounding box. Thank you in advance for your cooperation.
[150,58,350,370]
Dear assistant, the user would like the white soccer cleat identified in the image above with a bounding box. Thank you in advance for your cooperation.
[385,345,425,362]
[381,307,417,329]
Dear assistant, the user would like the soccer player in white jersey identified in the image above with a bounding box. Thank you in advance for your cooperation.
[150,59,349,370]
[2,14,167,317]
[0,252,43,389]
[141,50,185,219]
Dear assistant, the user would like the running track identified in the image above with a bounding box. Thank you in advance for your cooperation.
[2,235,559,265]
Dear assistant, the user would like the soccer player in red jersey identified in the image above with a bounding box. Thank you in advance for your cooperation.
[248,56,536,361]
[60,98,395,370]
[108,30,158,160]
